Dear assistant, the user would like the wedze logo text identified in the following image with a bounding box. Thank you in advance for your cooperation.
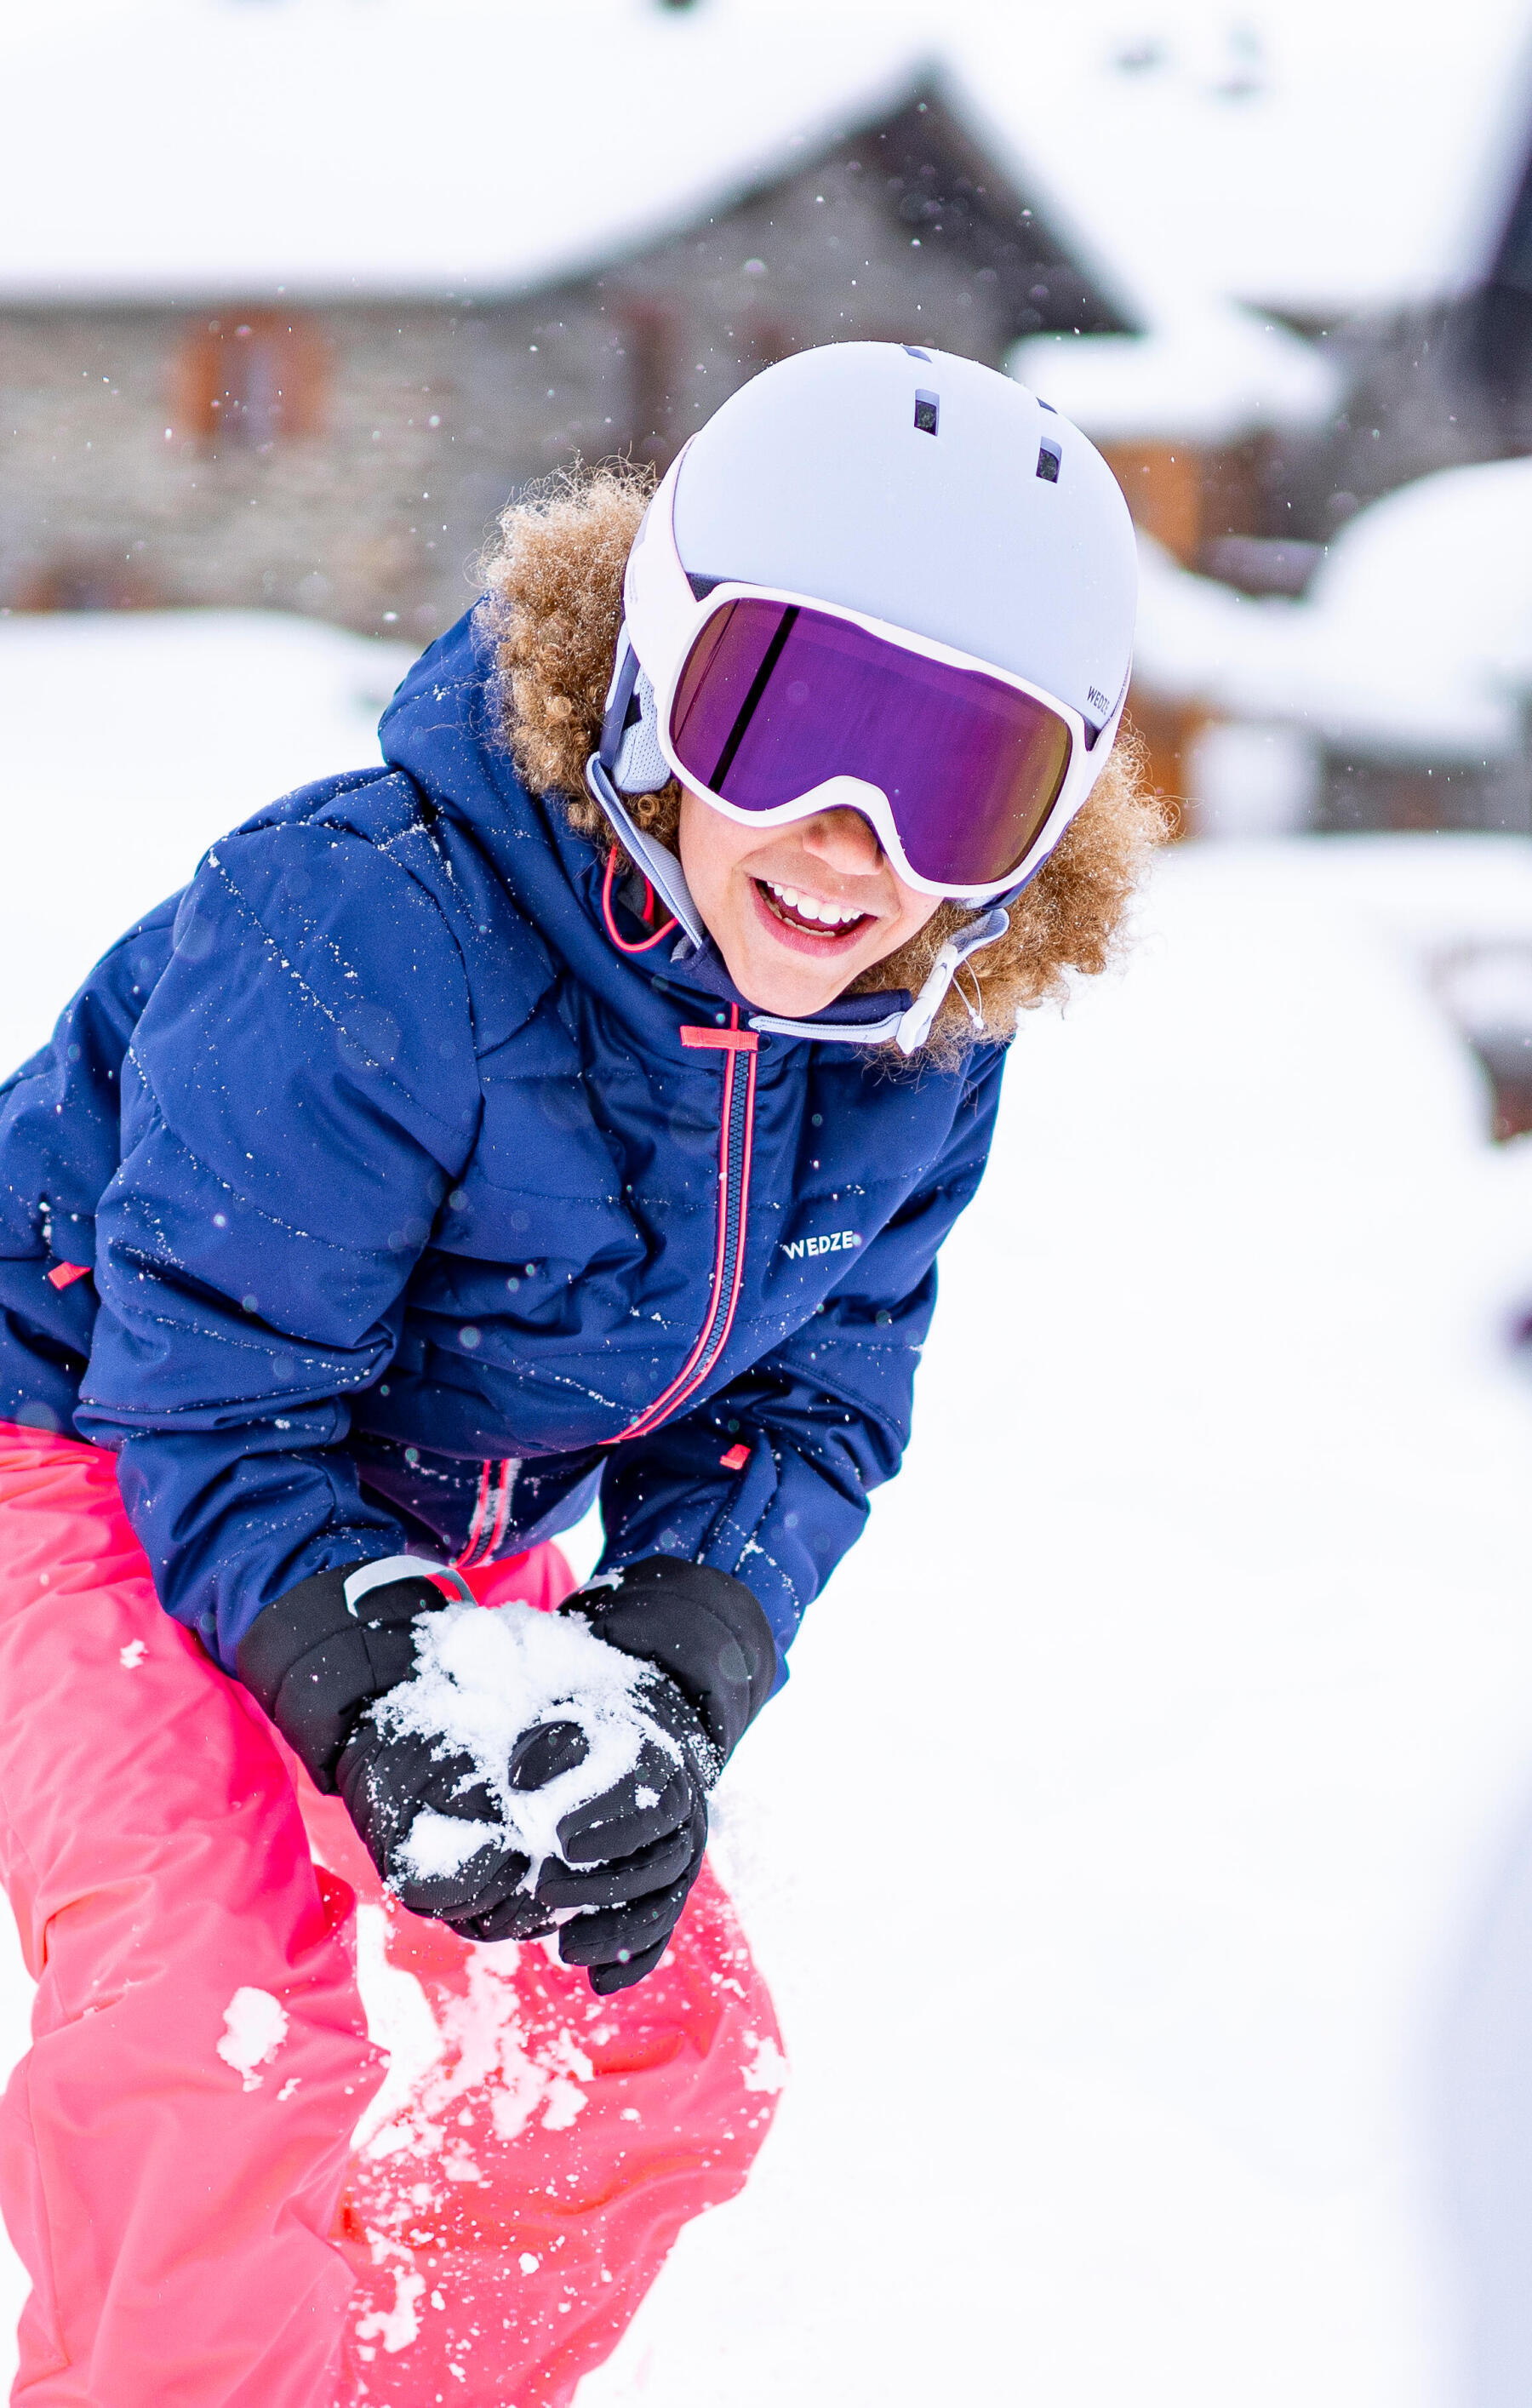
[780,1229,862,1261]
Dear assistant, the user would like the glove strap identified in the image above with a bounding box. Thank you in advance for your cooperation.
[344,1556,476,1610]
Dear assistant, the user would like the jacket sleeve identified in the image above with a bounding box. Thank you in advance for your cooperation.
[593,1044,1006,1676]
[74,816,483,1669]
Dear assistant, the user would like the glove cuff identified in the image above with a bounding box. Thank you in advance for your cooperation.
[235,1555,445,1792]
[563,1556,776,1772]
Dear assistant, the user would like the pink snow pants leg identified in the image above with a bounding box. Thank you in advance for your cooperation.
[0,1427,785,2408]
[0,1427,384,2407]
[300,1549,785,2408]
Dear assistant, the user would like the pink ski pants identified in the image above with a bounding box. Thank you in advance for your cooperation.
[0,1427,782,2407]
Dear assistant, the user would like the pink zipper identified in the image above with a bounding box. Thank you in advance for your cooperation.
[606,1006,759,1445]
[458,1005,759,1552]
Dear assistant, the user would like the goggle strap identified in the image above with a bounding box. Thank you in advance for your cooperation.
[603,632,674,801]
[598,633,640,769]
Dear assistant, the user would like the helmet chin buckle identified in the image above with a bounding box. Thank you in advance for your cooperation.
[895,907,1014,1055]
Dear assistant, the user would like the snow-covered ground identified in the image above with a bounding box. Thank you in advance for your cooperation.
[7,614,1532,2404]
[0,610,413,1065]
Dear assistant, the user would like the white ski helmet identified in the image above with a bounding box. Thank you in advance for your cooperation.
[587,340,1137,1050]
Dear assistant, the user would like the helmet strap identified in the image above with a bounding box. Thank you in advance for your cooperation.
[583,752,708,953]
[894,904,1015,1055]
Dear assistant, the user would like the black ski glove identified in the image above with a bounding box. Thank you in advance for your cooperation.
[236,1552,776,1990]
[235,1556,540,1929]
[529,1556,777,1993]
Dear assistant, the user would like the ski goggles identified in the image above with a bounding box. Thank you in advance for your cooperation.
[649,586,1100,903]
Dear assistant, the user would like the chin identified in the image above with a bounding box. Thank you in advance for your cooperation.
[733,946,868,1018]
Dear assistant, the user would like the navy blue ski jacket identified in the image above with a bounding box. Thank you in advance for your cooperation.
[0,609,1005,1679]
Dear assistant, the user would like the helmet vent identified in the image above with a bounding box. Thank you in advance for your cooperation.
[1037,438,1062,483]
[913,390,940,436]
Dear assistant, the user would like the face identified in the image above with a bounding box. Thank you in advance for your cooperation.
[677,789,944,1017]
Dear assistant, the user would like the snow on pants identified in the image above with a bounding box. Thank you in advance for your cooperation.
[0,1426,784,2408]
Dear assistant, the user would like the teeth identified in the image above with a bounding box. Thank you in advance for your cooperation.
[764,879,864,929]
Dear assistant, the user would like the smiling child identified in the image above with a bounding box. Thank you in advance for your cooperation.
[0,342,1158,2405]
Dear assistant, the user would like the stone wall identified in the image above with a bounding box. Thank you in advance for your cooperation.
[0,94,1119,642]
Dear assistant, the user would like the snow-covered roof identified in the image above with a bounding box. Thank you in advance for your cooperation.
[1,0,1528,319]
[1008,306,1343,445]
[0,3,919,308]
[1133,454,1532,759]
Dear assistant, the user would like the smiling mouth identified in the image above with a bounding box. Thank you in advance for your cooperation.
[755,878,873,941]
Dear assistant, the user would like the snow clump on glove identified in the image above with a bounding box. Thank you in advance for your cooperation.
[363,1593,714,1902]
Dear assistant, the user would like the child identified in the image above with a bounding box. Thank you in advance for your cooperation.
[0,344,1156,2405]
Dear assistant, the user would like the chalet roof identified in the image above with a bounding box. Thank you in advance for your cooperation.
[2,0,1527,322]
[1009,306,1343,445]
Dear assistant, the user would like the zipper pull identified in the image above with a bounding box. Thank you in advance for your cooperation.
[680,1026,759,1053]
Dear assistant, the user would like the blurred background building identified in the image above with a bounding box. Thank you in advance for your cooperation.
[6,0,1532,839]
[0,26,1137,645]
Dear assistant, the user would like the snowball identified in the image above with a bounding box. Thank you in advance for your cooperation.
[377,1599,683,1889]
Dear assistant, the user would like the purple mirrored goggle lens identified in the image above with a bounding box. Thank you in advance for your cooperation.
[669,597,1074,889]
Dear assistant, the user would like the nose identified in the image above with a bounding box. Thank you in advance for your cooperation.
[797,807,884,876]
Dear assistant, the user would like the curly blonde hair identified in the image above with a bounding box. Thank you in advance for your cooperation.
[477,463,1167,1060]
